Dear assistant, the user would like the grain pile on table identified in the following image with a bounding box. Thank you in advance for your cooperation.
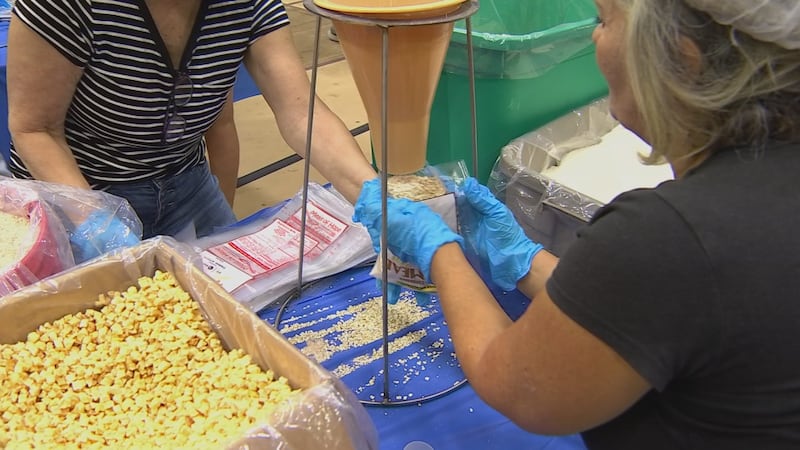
[0,271,301,450]
[0,210,31,270]
[281,294,433,377]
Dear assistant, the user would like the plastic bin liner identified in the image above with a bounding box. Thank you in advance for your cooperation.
[488,98,673,255]
[426,0,608,184]
[445,0,600,79]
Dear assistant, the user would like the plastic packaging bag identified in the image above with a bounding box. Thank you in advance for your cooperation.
[192,183,375,312]
[369,161,470,294]
[446,0,601,79]
[0,178,142,296]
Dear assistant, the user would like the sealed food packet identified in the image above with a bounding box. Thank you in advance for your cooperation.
[192,183,375,312]
[370,161,468,295]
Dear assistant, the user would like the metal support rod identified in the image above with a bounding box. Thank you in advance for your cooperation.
[297,17,323,299]
[379,25,391,405]
[299,0,480,406]
[465,16,479,178]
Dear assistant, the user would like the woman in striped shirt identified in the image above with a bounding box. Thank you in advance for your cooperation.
[6,0,376,241]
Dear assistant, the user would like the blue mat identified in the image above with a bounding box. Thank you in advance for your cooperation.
[260,265,467,405]
[233,65,260,102]
[0,19,10,164]
[258,264,587,450]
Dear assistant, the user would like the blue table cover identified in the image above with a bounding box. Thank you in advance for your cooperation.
[0,19,10,164]
[233,65,260,102]
[257,260,588,450]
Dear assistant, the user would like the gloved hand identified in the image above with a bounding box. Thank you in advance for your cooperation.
[460,177,543,291]
[70,210,141,263]
[354,178,463,282]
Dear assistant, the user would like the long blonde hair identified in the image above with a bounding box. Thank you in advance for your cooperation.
[617,0,800,164]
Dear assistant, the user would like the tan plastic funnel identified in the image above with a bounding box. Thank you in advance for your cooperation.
[326,3,463,174]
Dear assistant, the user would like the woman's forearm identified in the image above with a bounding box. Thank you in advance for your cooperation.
[280,99,376,204]
[430,243,513,380]
[205,92,240,207]
[206,132,239,206]
[12,131,90,189]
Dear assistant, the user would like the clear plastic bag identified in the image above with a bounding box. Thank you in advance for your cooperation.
[369,161,470,293]
[0,179,142,296]
[192,183,375,312]
[446,0,601,79]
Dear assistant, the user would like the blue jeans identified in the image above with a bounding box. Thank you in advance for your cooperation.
[105,161,236,239]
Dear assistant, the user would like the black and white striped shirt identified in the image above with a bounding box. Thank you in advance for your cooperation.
[9,0,288,187]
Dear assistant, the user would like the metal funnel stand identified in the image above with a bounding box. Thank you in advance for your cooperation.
[297,0,479,405]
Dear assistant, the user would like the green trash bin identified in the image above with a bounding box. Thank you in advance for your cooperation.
[426,0,609,183]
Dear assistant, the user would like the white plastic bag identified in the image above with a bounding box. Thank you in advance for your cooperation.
[192,183,375,312]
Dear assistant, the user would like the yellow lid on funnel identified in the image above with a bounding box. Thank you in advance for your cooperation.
[313,0,465,14]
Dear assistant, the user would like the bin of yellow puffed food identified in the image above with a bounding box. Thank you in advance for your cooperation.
[0,237,377,450]
[0,182,73,295]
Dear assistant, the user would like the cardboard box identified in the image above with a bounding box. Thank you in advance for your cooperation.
[0,237,378,450]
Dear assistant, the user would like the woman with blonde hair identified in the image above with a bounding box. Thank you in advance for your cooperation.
[354,0,800,448]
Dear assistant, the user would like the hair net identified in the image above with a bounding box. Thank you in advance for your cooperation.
[684,0,800,49]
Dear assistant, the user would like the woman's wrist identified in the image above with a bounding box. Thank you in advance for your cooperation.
[516,250,558,300]
[430,241,468,285]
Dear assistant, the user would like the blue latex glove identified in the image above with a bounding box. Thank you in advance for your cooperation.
[70,210,141,263]
[353,178,463,282]
[460,177,543,291]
